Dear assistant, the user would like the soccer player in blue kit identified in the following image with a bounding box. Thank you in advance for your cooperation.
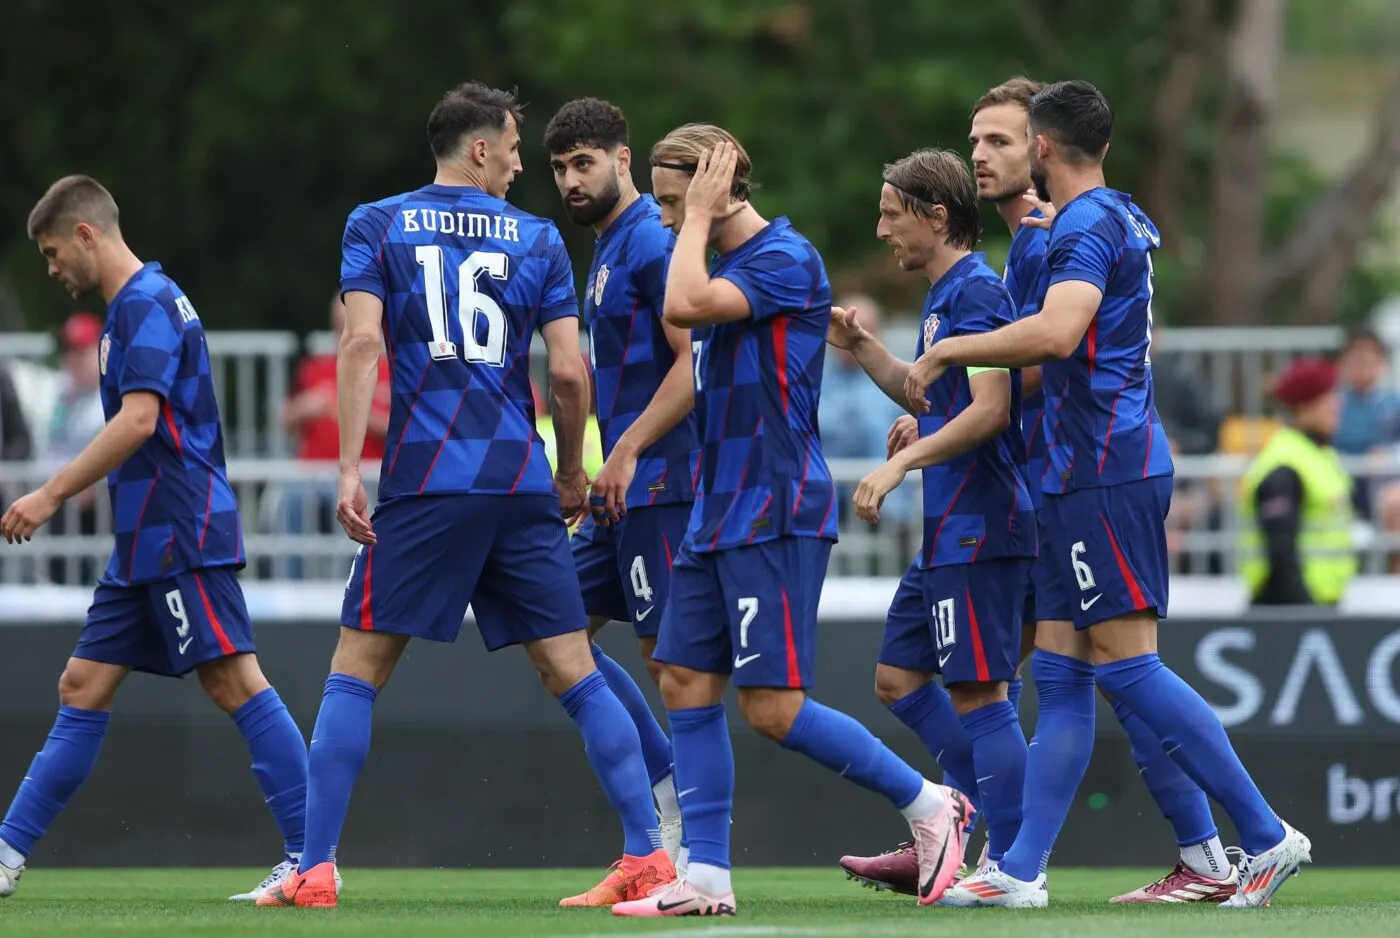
[543,97,698,902]
[0,176,310,902]
[612,126,969,918]
[848,77,1242,904]
[824,148,1032,886]
[259,83,672,909]
[907,80,1310,909]
[974,77,1241,906]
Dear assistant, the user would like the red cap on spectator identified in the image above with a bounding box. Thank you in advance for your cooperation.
[62,311,103,350]
[1272,357,1338,409]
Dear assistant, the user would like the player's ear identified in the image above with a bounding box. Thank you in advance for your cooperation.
[470,136,490,167]
[615,145,632,175]
[73,222,98,249]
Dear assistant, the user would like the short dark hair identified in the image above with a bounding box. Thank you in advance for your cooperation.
[1343,325,1388,356]
[543,97,629,155]
[27,175,120,240]
[971,76,1045,118]
[426,82,523,160]
[1029,80,1113,163]
[882,149,981,251]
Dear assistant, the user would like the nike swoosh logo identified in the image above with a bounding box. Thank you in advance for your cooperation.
[178,637,193,655]
[677,787,698,799]
[655,898,694,912]
[1080,594,1102,611]
[937,651,954,669]
[635,606,654,621]
[976,775,995,784]
[920,837,950,899]
[733,653,761,668]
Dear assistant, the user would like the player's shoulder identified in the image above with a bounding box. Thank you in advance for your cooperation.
[738,217,827,284]
[346,192,408,230]
[1049,189,1117,234]
[620,197,673,257]
[952,255,1013,311]
[114,264,182,314]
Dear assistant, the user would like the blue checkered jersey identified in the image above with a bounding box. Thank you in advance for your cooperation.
[585,196,699,507]
[99,263,244,586]
[1040,188,1174,493]
[340,185,578,500]
[1003,217,1050,507]
[914,253,1037,569]
[689,217,838,553]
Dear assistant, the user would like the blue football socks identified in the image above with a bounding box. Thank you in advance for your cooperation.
[299,674,377,871]
[0,706,110,861]
[888,682,978,806]
[669,704,734,872]
[559,671,661,858]
[231,688,309,860]
[998,651,1096,882]
[1097,654,1285,855]
[960,700,1028,862]
[1110,696,1218,848]
[590,644,674,788]
[781,698,923,810]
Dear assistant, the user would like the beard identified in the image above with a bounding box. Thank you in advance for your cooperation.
[982,175,1035,204]
[64,257,99,296]
[564,175,622,226]
[1029,160,1051,203]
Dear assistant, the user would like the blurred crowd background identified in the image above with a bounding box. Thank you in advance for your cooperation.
[1,0,1398,603]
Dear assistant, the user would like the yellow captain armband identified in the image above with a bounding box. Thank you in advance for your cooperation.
[966,366,1010,376]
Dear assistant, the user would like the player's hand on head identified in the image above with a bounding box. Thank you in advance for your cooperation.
[826,306,867,350]
[904,351,943,415]
[335,472,376,545]
[1020,189,1056,230]
[0,487,61,543]
[887,415,919,459]
[589,452,634,526]
[684,142,739,217]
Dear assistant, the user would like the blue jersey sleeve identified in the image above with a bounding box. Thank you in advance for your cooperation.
[116,296,182,399]
[340,204,389,301]
[1047,200,1120,293]
[951,276,1015,337]
[717,245,812,323]
[539,231,579,325]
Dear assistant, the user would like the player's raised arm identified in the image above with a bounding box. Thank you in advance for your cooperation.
[657,144,754,327]
[826,304,918,415]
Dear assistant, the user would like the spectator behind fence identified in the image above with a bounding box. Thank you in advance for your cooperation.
[1238,358,1356,606]
[0,363,32,465]
[280,293,390,577]
[1334,326,1400,523]
[43,311,107,584]
[1149,326,1225,572]
[818,295,913,551]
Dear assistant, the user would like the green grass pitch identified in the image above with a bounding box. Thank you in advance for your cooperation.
[0,867,1397,936]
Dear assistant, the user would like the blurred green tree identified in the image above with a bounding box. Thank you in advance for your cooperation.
[0,0,1395,337]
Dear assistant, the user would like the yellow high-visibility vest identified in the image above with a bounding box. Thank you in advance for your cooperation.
[1238,425,1356,604]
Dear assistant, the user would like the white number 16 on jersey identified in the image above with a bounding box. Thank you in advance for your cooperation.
[415,246,510,367]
